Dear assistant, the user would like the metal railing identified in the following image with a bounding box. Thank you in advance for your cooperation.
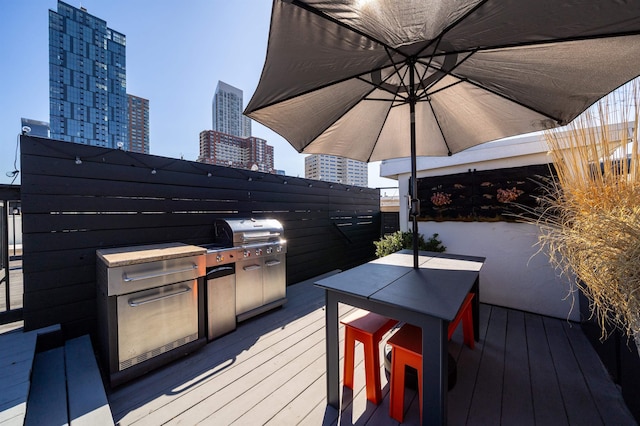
[0,185,22,325]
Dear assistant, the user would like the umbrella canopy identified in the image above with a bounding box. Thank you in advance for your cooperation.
[245,0,640,267]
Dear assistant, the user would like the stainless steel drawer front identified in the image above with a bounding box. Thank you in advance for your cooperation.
[107,255,204,296]
[116,279,199,370]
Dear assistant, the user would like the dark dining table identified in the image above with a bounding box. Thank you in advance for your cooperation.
[315,249,485,425]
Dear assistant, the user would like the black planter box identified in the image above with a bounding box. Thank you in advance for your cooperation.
[579,291,640,422]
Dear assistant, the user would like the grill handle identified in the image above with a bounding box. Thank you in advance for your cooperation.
[243,264,262,271]
[207,265,234,275]
[265,260,281,267]
[122,264,198,282]
[128,286,192,307]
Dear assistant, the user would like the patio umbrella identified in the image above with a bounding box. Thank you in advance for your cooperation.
[244,0,640,268]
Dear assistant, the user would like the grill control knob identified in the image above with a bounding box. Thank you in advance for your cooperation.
[216,254,224,262]
[266,247,273,254]
[276,246,282,253]
[244,250,250,258]
[256,248,262,256]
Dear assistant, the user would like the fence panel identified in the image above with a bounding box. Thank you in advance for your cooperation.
[20,136,381,336]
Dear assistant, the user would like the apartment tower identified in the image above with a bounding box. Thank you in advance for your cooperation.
[212,81,251,138]
[127,94,150,154]
[49,1,127,149]
[305,154,368,187]
[198,131,274,173]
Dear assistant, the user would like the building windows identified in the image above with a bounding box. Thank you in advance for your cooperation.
[305,154,368,187]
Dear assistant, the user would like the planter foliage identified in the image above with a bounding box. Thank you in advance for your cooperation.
[374,231,445,258]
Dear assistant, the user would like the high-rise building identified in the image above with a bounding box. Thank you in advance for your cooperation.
[127,94,149,154]
[305,154,368,187]
[49,1,127,149]
[198,130,274,173]
[212,81,251,138]
[21,118,50,138]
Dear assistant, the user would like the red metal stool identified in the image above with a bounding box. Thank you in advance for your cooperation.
[341,309,398,404]
[388,323,423,423]
[448,292,475,349]
[387,293,476,422]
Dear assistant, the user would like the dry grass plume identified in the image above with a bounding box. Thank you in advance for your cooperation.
[537,79,640,355]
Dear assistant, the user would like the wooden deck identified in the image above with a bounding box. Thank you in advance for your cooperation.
[108,272,636,425]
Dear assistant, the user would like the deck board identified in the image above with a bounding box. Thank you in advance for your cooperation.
[107,277,636,426]
[501,309,534,426]
[526,312,569,425]
[544,316,603,425]
[0,324,60,425]
[466,305,507,425]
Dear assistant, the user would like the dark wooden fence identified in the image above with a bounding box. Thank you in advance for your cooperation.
[20,136,381,337]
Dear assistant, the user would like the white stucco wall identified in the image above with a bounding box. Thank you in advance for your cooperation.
[419,221,579,321]
[380,131,581,320]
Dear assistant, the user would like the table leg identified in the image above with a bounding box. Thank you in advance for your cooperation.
[421,317,448,425]
[472,276,480,341]
[325,290,340,409]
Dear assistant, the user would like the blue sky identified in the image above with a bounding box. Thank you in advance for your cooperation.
[0,0,398,188]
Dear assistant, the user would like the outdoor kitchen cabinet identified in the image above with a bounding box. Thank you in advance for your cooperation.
[96,242,207,387]
[235,247,287,322]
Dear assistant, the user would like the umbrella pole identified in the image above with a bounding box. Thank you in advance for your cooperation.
[410,104,419,269]
[409,59,419,269]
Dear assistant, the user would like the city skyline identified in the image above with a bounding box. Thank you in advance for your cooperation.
[0,1,398,188]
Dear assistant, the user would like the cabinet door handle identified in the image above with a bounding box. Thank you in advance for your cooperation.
[128,286,191,307]
[243,264,261,271]
[123,264,198,282]
[265,260,281,267]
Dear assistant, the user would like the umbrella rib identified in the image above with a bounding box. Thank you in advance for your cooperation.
[416,49,475,78]
[415,36,443,100]
[286,0,409,58]
[412,0,491,58]
[359,47,411,101]
[385,46,412,97]
[358,74,408,102]
[428,101,453,156]
[247,61,403,114]
[459,76,565,124]
[295,83,382,153]
[421,79,465,98]
[365,103,395,163]
[435,30,640,58]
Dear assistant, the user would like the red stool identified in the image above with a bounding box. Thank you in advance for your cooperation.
[388,323,423,423]
[448,292,475,349]
[341,309,398,404]
[387,293,476,422]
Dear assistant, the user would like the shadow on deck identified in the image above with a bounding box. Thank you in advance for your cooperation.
[104,271,636,425]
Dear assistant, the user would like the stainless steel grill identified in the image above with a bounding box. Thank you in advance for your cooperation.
[206,218,287,323]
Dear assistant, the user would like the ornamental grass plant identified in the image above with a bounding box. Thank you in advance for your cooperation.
[537,79,640,355]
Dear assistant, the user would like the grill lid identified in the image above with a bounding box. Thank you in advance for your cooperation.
[213,218,283,246]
